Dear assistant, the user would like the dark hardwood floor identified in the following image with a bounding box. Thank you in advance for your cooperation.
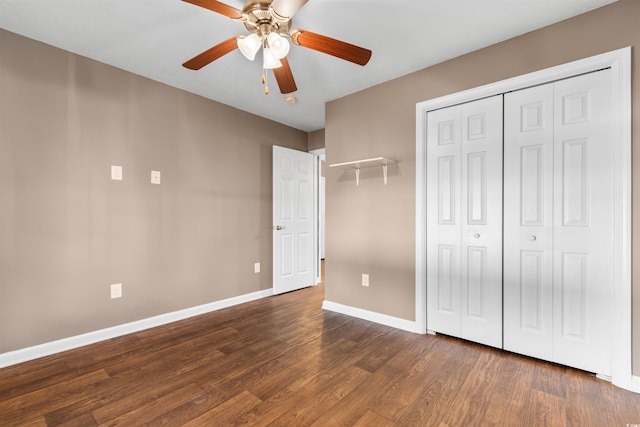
[2,279,640,426]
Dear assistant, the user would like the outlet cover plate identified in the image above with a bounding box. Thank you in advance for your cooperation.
[111,166,123,181]
[362,274,369,287]
[111,283,122,299]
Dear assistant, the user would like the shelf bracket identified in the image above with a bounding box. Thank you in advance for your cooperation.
[329,156,397,187]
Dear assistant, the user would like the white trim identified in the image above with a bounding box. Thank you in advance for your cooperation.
[415,47,634,392]
[609,47,633,392]
[632,375,640,393]
[322,300,418,333]
[415,105,428,334]
[310,148,326,286]
[0,288,273,369]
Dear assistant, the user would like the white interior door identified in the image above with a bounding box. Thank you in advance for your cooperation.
[504,83,555,360]
[552,70,613,375]
[427,95,503,348]
[427,104,462,338]
[273,145,314,295]
[504,70,613,376]
[459,97,503,348]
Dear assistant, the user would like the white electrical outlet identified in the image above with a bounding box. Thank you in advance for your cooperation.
[151,170,161,184]
[110,283,122,299]
[111,165,123,181]
[254,262,261,273]
[362,274,369,287]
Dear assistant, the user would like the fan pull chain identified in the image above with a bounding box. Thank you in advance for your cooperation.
[262,68,269,95]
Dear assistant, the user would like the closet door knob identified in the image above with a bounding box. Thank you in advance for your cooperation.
[529,235,537,241]
[473,233,480,238]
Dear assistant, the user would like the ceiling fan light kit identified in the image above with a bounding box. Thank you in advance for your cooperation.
[237,33,261,60]
[266,32,290,59]
[262,47,282,69]
[182,0,372,96]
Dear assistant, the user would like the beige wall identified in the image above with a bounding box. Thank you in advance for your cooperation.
[0,29,307,353]
[325,0,640,374]
[307,128,325,151]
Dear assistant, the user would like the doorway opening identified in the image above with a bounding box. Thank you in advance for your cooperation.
[310,148,326,286]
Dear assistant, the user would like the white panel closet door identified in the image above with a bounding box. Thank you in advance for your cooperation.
[552,70,613,375]
[460,97,503,347]
[427,104,462,338]
[504,83,555,360]
[427,96,503,348]
[504,70,613,376]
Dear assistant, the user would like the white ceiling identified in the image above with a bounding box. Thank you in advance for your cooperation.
[0,0,617,131]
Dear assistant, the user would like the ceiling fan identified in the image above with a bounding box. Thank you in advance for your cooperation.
[182,0,372,95]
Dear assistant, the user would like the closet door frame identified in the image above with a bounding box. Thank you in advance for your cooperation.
[415,47,632,392]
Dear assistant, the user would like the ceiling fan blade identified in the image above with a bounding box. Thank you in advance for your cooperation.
[270,0,308,21]
[182,0,245,21]
[182,37,239,70]
[291,30,372,66]
[273,57,297,94]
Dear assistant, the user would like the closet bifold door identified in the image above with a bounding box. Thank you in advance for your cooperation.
[426,95,503,348]
[503,83,555,361]
[504,70,614,376]
[551,70,613,376]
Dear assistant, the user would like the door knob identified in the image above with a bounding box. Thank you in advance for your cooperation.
[473,233,480,238]
[529,235,537,241]
[275,225,284,230]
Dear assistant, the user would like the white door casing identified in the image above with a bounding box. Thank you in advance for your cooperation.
[273,145,314,295]
[426,95,503,348]
[320,175,325,260]
[309,148,325,285]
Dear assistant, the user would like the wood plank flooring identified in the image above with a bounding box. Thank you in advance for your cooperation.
[1,281,640,426]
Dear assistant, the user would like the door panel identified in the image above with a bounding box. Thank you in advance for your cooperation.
[552,70,613,376]
[466,152,486,225]
[520,145,544,226]
[438,156,457,224]
[505,70,613,376]
[561,138,590,226]
[519,250,545,331]
[297,232,310,273]
[466,246,487,318]
[273,145,314,295]
[427,96,502,348]
[559,252,588,339]
[437,245,456,313]
[460,96,503,348]
[427,105,462,337]
[504,83,554,360]
[280,234,293,276]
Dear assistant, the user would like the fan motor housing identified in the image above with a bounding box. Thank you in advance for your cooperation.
[242,0,291,35]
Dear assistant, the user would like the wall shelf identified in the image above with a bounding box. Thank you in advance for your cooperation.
[329,157,397,186]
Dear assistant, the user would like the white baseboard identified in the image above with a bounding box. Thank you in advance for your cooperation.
[322,300,420,334]
[0,288,273,369]
[631,375,640,393]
